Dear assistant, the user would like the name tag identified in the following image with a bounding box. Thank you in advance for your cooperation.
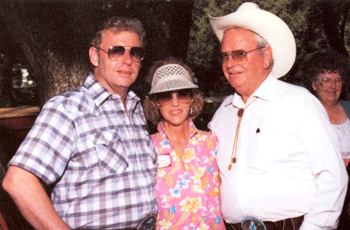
[158,154,171,168]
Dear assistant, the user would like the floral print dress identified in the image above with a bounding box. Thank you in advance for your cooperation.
[152,120,225,230]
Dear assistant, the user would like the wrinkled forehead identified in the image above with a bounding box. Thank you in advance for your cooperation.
[100,30,142,47]
[221,28,258,50]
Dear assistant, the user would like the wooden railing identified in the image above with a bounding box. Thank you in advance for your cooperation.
[0,106,40,161]
[0,106,39,230]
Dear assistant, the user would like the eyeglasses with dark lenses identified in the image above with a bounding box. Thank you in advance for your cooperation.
[318,77,343,88]
[152,89,193,105]
[95,46,145,62]
[221,47,262,64]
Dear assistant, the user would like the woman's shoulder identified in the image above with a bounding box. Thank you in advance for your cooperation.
[340,100,350,118]
[195,129,218,144]
[151,132,164,145]
[195,127,213,136]
[340,100,350,108]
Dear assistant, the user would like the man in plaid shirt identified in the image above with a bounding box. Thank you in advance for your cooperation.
[2,17,157,229]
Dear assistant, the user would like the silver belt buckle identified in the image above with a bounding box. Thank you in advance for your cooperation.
[137,214,157,230]
[241,218,266,230]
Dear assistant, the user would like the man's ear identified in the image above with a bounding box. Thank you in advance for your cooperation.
[89,46,99,67]
[263,46,273,70]
[312,81,317,92]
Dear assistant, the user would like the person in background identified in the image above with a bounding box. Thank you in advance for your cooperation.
[2,16,157,229]
[305,50,350,166]
[143,56,225,229]
[208,2,348,230]
[304,50,350,230]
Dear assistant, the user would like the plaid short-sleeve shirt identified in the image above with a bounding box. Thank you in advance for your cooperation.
[9,74,158,229]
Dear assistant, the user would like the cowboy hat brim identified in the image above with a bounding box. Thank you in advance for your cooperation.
[209,2,296,78]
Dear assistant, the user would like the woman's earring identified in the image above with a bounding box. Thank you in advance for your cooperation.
[189,106,193,116]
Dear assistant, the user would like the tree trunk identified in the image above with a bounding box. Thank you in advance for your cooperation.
[46,51,87,102]
[168,0,194,60]
[0,2,89,107]
[0,54,15,108]
[320,1,348,55]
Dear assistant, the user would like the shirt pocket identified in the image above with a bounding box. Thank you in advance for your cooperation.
[90,129,129,175]
[255,126,303,167]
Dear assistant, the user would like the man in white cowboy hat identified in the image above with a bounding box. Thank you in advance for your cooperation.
[208,2,348,230]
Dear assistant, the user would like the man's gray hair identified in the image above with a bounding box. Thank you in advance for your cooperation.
[254,33,274,69]
[90,16,146,48]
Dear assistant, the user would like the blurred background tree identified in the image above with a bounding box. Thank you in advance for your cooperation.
[0,0,349,108]
[0,0,177,107]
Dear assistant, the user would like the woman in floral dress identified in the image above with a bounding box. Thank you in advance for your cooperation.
[143,57,225,230]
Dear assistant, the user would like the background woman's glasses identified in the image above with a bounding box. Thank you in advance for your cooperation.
[318,77,343,88]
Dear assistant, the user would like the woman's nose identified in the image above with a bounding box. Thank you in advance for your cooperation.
[170,93,180,106]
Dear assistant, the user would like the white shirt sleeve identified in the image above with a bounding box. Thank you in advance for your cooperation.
[297,93,348,230]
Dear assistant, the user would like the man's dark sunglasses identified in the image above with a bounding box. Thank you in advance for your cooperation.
[94,46,145,62]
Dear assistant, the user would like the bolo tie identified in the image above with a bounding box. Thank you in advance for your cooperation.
[228,97,257,170]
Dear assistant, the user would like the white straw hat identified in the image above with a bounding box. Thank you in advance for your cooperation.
[149,64,198,94]
[209,2,296,78]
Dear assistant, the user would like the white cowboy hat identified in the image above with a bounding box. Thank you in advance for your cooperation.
[209,2,296,78]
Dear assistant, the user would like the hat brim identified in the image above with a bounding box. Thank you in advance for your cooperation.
[209,4,296,78]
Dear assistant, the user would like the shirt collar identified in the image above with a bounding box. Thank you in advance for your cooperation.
[225,73,277,108]
[84,73,140,108]
[252,73,276,102]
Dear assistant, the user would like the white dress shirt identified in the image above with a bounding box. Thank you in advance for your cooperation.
[333,119,350,160]
[209,74,348,230]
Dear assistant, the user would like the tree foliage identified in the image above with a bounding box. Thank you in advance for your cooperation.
[0,0,191,107]
[1,0,350,106]
[0,1,98,106]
